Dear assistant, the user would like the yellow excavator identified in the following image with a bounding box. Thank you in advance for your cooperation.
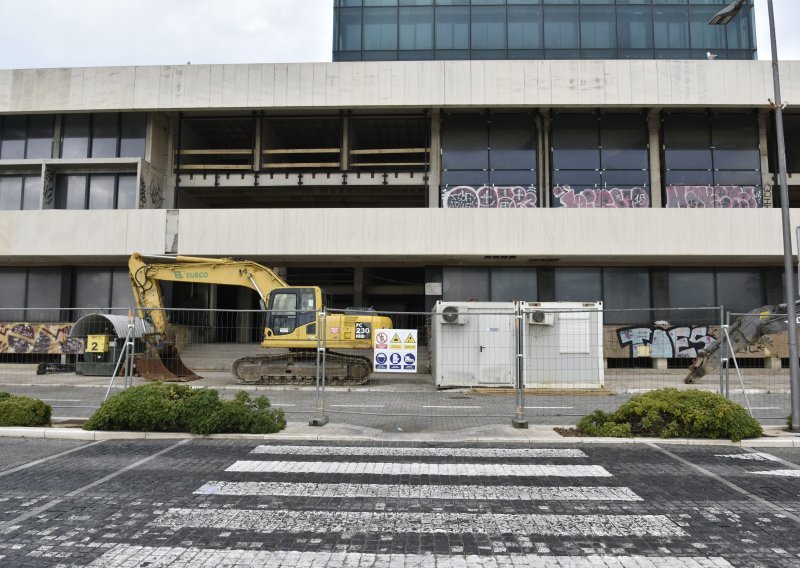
[128,252,392,386]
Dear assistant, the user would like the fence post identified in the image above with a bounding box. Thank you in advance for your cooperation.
[719,306,725,398]
[512,303,528,429]
[125,308,135,389]
[309,308,329,427]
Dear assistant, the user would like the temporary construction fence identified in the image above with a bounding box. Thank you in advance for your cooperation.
[0,304,792,429]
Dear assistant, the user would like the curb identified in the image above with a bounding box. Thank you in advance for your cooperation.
[1,425,798,447]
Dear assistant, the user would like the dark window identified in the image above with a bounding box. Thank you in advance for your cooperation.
[654,6,690,50]
[442,267,489,301]
[61,114,91,159]
[73,268,113,319]
[26,268,63,321]
[26,115,55,159]
[0,269,28,321]
[617,5,653,50]
[364,7,398,50]
[0,116,26,160]
[0,177,23,210]
[555,269,602,303]
[666,269,715,322]
[91,114,118,158]
[120,113,147,158]
[507,6,542,50]
[339,8,363,50]
[471,6,505,50]
[544,6,579,50]
[490,268,537,302]
[689,5,726,50]
[88,175,115,209]
[716,269,764,316]
[603,268,651,325]
[580,6,615,50]
[22,176,41,210]
[110,268,135,313]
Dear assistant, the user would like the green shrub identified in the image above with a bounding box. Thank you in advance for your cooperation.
[84,383,286,435]
[0,395,51,427]
[576,388,763,442]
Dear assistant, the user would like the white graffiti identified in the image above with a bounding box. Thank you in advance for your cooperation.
[666,185,762,208]
[442,185,538,208]
[617,325,716,359]
[553,185,650,208]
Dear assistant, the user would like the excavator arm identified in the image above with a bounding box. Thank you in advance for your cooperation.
[684,302,799,383]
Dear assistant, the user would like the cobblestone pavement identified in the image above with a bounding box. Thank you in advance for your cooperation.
[2,439,800,566]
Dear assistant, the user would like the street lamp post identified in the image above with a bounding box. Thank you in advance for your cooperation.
[710,0,800,430]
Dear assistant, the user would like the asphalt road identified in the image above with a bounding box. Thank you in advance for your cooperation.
[1,438,800,566]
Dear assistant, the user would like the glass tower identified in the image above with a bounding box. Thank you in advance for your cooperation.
[333,0,756,62]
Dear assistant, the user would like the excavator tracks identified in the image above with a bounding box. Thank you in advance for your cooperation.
[232,349,373,387]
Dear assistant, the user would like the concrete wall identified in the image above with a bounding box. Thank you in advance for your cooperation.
[1,208,796,265]
[0,60,797,113]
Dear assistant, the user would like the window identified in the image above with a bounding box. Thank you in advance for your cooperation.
[617,5,653,50]
[663,113,761,208]
[654,6,690,50]
[0,115,55,160]
[72,267,132,318]
[61,113,147,159]
[441,113,537,208]
[554,269,601,303]
[580,6,615,50]
[399,7,433,50]
[363,7,398,50]
[603,268,651,325]
[0,267,64,321]
[435,6,469,50]
[0,176,41,210]
[56,174,137,210]
[507,5,541,50]
[544,6,579,50]
[338,7,363,50]
[471,6,505,50]
[443,267,537,302]
[490,268,537,302]
[551,113,649,208]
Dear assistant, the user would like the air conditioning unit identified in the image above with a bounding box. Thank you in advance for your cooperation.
[441,305,469,325]
[527,310,555,326]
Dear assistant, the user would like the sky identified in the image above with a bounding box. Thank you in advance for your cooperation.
[0,0,797,70]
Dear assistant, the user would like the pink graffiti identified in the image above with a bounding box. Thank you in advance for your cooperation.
[553,185,650,208]
[666,185,761,208]
[442,186,538,209]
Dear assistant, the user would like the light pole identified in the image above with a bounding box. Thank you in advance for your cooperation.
[710,0,800,430]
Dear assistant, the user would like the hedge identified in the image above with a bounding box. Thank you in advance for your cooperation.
[0,392,52,427]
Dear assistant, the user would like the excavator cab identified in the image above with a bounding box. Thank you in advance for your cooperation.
[264,287,319,337]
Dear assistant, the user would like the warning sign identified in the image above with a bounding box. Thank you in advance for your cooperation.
[374,328,417,374]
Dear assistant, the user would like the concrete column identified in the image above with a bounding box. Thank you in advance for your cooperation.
[353,267,365,308]
[52,114,62,159]
[237,287,253,343]
[254,113,262,171]
[647,110,663,208]
[757,110,774,208]
[341,114,350,171]
[428,109,441,208]
[538,110,550,208]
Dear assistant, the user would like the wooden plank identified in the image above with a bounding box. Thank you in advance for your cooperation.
[350,148,429,155]
[178,149,253,155]
[262,148,340,155]
[350,162,427,167]
[261,162,341,168]
[177,164,253,170]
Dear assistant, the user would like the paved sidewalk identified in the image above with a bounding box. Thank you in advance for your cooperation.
[2,422,799,447]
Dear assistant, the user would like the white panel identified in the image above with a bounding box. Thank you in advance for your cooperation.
[249,445,587,458]
[87,546,732,568]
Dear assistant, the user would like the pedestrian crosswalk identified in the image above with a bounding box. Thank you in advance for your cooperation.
[85,443,734,567]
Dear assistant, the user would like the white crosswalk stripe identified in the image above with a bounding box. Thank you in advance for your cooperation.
[86,545,734,568]
[250,445,588,458]
[153,508,686,537]
[226,460,612,476]
[194,480,643,501]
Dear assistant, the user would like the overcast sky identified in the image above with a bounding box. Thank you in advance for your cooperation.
[0,0,797,70]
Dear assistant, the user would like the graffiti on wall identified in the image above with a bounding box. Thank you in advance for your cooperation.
[442,186,538,209]
[553,185,650,208]
[0,323,83,355]
[617,324,716,359]
[666,185,762,209]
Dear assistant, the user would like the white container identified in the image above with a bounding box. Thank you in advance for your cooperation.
[431,301,516,388]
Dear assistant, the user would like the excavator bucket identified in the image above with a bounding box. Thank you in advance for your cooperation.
[135,343,202,382]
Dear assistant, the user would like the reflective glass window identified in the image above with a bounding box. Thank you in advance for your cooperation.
[26,115,55,159]
[490,268,537,302]
[91,114,118,158]
[617,5,653,49]
[726,4,754,50]
[443,267,489,301]
[580,6,615,49]
[442,113,488,170]
[0,177,23,210]
[667,269,715,315]
[544,6,579,49]
[117,175,137,209]
[56,175,87,210]
[61,114,90,159]
[0,116,25,160]
[22,176,41,210]
[689,5,725,50]
[471,6,505,50]
[654,6,689,49]
[711,114,760,170]
[339,8,362,50]
[88,175,115,209]
[436,6,470,49]
[399,7,433,49]
[663,113,712,170]
[120,113,147,158]
[26,268,62,321]
[603,268,651,325]
[73,268,112,317]
[0,269,26,320]
[489,113,536,170]
[552,114,600,170]
[507,6,542,49]
[110,268,135,313]
[363,7,398,50]
[555,268,601,302]
[716,269,764,316]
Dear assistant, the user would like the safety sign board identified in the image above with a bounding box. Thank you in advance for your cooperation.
[374,328,417,373]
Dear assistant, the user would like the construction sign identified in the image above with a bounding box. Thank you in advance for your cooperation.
[374,328,417,373]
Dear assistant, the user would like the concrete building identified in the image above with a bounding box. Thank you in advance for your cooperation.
[1,0,800,363]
